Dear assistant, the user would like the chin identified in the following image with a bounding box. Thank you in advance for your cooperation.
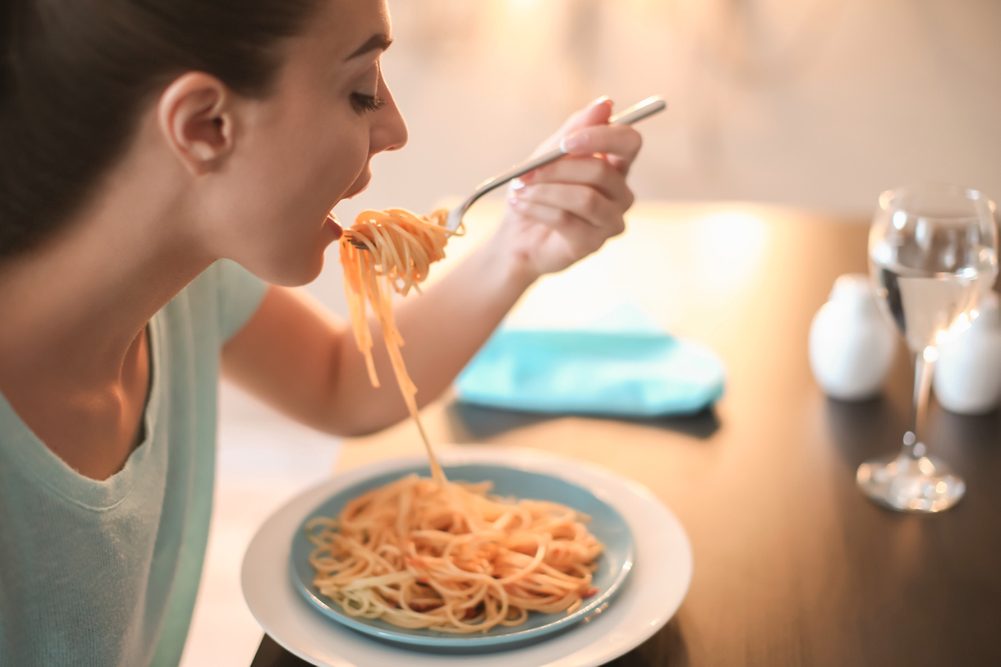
[244,240,328,287]
[278,249,327,286]
[228,213,338,285]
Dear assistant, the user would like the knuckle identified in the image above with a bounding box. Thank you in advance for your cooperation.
[623,189,636,210]
[628,130,643,155]
[588,158,610,181]
[614,216,627,236]
[589,234,608,254]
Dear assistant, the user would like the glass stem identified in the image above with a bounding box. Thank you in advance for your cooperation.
[907,347,936,460]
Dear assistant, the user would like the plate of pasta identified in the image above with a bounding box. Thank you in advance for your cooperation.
[287,462,635,650]
[241,446,692,667]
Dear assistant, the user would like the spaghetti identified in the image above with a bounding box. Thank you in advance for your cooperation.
[328,207,605,632]
[338,207,457,483]
[305,474,602,633]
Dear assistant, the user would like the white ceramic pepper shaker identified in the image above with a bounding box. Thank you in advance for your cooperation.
[809,273,897,400]
[933,292,1001,415]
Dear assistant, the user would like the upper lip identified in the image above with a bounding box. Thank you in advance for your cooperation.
[344,173,372,199]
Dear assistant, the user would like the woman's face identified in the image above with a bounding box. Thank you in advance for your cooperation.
[207,0,406,285]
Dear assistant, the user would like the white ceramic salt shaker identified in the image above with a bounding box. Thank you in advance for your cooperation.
[933,292,1001,415]
[809,273,897,400]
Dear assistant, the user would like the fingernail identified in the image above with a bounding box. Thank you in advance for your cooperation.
[510,177,527,191]
[508,195,528,212]
[590,95,611,109]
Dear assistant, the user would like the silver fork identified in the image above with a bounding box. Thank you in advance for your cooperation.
[346,95,667,248]
[444,95,666,233]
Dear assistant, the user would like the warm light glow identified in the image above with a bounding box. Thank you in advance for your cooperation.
[692,209,769,297]
[505,0,542,11]
[473,0,561,89]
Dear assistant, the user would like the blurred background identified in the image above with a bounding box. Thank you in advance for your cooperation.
[356,0,1001,216]
[312,0,1001,314]
[185,1,1001,664]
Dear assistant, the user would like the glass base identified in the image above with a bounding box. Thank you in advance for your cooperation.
[856,453,965,513]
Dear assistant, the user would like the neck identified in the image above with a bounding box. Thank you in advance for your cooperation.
[0,154,212,390]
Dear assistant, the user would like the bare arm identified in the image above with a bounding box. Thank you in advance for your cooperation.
[221,97,642,436]
[221,223,534,436]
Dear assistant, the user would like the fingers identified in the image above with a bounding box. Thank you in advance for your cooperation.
[560,124,643,173]
[556,96,614,136]
[534,97,613,156]
[514,156,635,210]
[509,200,617,257]
[504,97,645,273]
[533,97,644,174]
[509,183,626,236]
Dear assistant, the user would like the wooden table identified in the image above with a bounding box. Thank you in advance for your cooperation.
[251,203,1001,667]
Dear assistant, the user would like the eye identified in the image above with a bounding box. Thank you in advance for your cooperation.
[351,93,387,114]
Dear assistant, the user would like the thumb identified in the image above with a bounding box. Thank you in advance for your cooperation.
[532,96,614,156]
[558,95,614,135]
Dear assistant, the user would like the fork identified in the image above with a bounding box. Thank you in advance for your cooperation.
[444,95,666,233]
[346,95,667,248]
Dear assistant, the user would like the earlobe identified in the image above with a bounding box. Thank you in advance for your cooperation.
[157,72,236,175]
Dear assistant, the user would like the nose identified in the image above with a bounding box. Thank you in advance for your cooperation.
[370,75,408,154]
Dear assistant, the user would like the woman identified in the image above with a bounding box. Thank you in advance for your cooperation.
[0,0,643,664]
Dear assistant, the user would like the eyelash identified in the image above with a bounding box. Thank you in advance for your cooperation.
[351,93,387,114]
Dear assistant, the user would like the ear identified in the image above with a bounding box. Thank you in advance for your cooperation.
[157,72,236,176]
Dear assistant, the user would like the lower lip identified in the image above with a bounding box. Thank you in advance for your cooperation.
[324,214,344,239]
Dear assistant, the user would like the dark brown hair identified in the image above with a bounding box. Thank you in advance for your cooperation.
[0,0,321,259]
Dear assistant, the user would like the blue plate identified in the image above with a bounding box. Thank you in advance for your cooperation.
[289,462,635,651]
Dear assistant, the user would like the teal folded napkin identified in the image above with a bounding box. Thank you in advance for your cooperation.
[455,320,725,418]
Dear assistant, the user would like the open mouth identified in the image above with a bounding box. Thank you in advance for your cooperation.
[324,212,343,239]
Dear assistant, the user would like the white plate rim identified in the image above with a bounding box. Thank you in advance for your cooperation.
[241,446,693,667]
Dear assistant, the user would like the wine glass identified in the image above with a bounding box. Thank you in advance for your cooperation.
[858,184,999,513]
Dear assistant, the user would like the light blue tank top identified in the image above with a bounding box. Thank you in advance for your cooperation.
[0,260,268,666]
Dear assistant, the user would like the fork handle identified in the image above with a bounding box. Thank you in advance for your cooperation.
[471,147,566,198]
[469,96,667,202]
[444,95,667,231]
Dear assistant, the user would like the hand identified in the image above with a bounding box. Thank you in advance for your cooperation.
[501,96,643,278]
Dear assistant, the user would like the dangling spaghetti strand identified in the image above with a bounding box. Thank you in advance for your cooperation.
[327,207,605,633]
[339,207,459,483]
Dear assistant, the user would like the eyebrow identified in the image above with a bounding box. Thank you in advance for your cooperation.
[345,33,393,61]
